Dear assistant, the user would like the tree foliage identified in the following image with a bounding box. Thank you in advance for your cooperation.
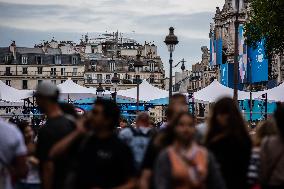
[245,0,284,56]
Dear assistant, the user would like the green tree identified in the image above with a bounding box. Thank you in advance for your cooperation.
[245,0,284,56]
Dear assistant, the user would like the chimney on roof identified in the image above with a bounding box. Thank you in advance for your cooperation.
[9,41,16,60]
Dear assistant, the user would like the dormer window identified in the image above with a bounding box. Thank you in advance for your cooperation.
[54,55,61,64]
[36,56,42,64]
[109,61,116,72]
[149,61,155,72]
[72,56,78,64]
[4,55,11,63]
[22,56,28,64]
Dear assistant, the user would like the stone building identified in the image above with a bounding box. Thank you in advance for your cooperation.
[210,0,284,87]
[0,41,84,89]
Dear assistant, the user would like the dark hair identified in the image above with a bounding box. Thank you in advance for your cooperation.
[166,112,195,141]
[59,103,79,119]
[94,99,120,130]
[274,103,284,138]
[205,97,250,144]
[170,93,187,104]
[16,120,29,135]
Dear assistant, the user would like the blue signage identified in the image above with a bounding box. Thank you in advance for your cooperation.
[247,39,268,83]
[216,39,223,65]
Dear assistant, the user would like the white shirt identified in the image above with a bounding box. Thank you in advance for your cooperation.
[0,119,27,189]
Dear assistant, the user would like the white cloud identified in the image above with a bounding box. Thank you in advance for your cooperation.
[0,0,225,72]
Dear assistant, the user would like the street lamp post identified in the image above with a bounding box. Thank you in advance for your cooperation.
[233,0,240,103]
[164,27,179,99]
[96,82,105,99]
[111,72,120,103]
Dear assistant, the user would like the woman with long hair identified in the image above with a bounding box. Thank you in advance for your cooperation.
[154,112,226,189]
[205,97,252,189]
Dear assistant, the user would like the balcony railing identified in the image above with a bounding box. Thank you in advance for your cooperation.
[0,71,84,77]
[84,78,163,85]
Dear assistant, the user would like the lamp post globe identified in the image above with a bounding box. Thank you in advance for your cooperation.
[164,27,179,98]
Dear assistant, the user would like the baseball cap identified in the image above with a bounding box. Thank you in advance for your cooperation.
[34,81,60,100]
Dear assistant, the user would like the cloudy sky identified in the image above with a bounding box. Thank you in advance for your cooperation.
[0,0,225,72]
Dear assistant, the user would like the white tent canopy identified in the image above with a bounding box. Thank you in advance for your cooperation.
[193,80,250,103]
[117,80,169,101]
[253,83,284,102]
[57,80,96,100]
[0,81,32,102]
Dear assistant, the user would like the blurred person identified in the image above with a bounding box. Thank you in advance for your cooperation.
[119,118,129,129]
[49,99,136,189]
[205,97,252,189]
[119,112,156,170]
[140,93,188,189]
[248,120,277,189]
[59,102,79,122]
[0,118,28,189]
[34,82,75,189]
[16,121,40,189]
[154,112,226,189]
[260,103,284,189]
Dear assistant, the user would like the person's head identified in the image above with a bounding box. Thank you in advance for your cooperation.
[136,112,151,128]
[119,118,128,129]
[171,112,195,146]
[35,81,60,114]
[274,103,284,138]
[17,121,34,143]
[254,120,277,146]
[90,99,120,133]
[59,103,79,119]
[206,97,249,144]
[167,93,188,122]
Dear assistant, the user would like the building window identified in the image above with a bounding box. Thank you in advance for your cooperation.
[72,56,78,64]
[73,80,78,84]
[54,55,61,64]
[109,61,116,72]
[4,55,11,63]
[22,67,28,74]
[6,80,11,86]
[61,80,66,83]
[22,80,28,89]
[51,80,56,84]
[72,68,78,76]
[21,56,28,64]
[149,62,155,72]
[38,67,43,74]
[97,74,102,83]
[5,67,11,76]
[61,68,65,76]
[36,56,42,64]
[106,74,111,79]
[38,80,42,85]
[51,68,56,76]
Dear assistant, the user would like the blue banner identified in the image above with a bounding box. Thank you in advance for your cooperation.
[216,39,222,65]
[247,39,268,83]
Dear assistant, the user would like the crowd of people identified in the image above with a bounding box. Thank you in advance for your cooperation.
[1,81,284,189]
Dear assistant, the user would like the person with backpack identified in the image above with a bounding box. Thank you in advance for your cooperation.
[119,112,156,170]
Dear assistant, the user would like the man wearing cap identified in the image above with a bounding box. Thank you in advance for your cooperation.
[35,81,75,189]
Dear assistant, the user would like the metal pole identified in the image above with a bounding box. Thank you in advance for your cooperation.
[249,59,253,124]
[264,93,268,120]
[114,88,117,103]
[169,51,173,99]
[233,0,240,103]
[136,81,139,112]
